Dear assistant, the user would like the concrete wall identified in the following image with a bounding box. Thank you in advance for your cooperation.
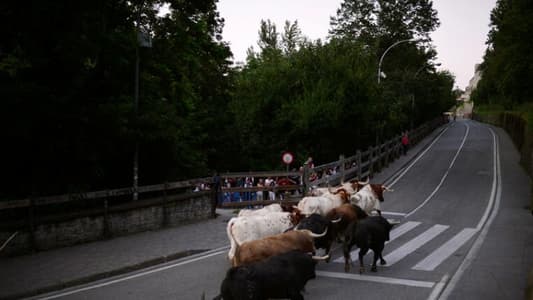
[0,192,212,256]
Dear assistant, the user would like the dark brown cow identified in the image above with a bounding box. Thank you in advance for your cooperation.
[326,203,368,237]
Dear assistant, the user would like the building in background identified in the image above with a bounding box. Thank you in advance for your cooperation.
[458,64,482,102]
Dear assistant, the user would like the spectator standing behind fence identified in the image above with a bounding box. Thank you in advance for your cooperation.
[211,171,221,218]
[265,177,276,200]
[401,132,409,155]
[256,179,264,201]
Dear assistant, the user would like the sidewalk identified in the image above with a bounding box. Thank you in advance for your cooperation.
[0,123,449,300]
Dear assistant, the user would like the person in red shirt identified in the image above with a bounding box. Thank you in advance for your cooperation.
[401,132,409,155]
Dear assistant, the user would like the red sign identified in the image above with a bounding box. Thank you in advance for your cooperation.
[282,152,294,165]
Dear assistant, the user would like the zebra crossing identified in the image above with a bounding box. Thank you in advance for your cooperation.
[332,219,478,272]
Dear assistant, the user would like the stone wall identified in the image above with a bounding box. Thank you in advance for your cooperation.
[0,192,212,256]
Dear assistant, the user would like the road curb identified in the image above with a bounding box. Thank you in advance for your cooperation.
[3,249,208,300]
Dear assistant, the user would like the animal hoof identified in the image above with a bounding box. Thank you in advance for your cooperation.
[380,260,387,265]
[359,267,365,274]
[371,266,377,272]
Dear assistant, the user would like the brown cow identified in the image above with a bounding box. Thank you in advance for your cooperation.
[231,229,328,267]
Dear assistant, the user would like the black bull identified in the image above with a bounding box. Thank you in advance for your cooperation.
[213,250,317,300]
[343,215,395,273]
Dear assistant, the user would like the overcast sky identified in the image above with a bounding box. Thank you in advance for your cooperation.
[217,0,497,90]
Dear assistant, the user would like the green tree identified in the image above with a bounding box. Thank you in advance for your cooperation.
[281,20,303,55]
[330,0,439,43]
[472,0,533,107]
[0,0,232,198]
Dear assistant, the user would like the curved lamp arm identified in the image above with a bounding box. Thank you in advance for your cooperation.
[377,39,417,84]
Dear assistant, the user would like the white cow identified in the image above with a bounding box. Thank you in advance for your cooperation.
[226,212,297,260]
[295,190,349,217]
[237,203,283,217]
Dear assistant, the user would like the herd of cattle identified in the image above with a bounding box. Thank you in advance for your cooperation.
[213,178,398,300]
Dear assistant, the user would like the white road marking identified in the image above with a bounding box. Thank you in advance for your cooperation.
[412,228,477,271]
[333,221,421,263]
[384,224,449,266]
[405,123,470,218]
[389,221,422,241]
[317,270,435,288]
[30,246,229,300]
[386,126,450,188]
[436,127,502,299]
[427,274,450,300]
[381,211,407,216]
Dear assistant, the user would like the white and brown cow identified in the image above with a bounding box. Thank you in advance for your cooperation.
[349,183,393,215]
[226,211,301,261]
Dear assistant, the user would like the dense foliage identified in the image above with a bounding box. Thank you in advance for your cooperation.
[0,0,232,197]
[471,0,533,107]
[0,0,456,198]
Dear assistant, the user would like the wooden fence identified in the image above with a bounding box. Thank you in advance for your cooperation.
[0,116,447,224]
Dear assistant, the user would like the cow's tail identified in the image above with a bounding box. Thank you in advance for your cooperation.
[227,219,242,266]
[226,218,239,261]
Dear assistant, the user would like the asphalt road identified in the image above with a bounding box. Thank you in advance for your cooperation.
[27,120,533,300]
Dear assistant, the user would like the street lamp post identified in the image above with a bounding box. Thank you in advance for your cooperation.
[377,39,417,84]
[375,38,416,145]
[132,1,151,201]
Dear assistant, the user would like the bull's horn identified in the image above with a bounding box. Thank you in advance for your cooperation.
[358,178,369,185]
[0,231,18,252]
[307,227,328,238]
[328,186,335,193]
[331,216,342,223]
[387,218,401,225]
[312,254,330,261]
[294,223,300,230]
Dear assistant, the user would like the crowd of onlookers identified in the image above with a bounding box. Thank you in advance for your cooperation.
[193,156,365,204]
